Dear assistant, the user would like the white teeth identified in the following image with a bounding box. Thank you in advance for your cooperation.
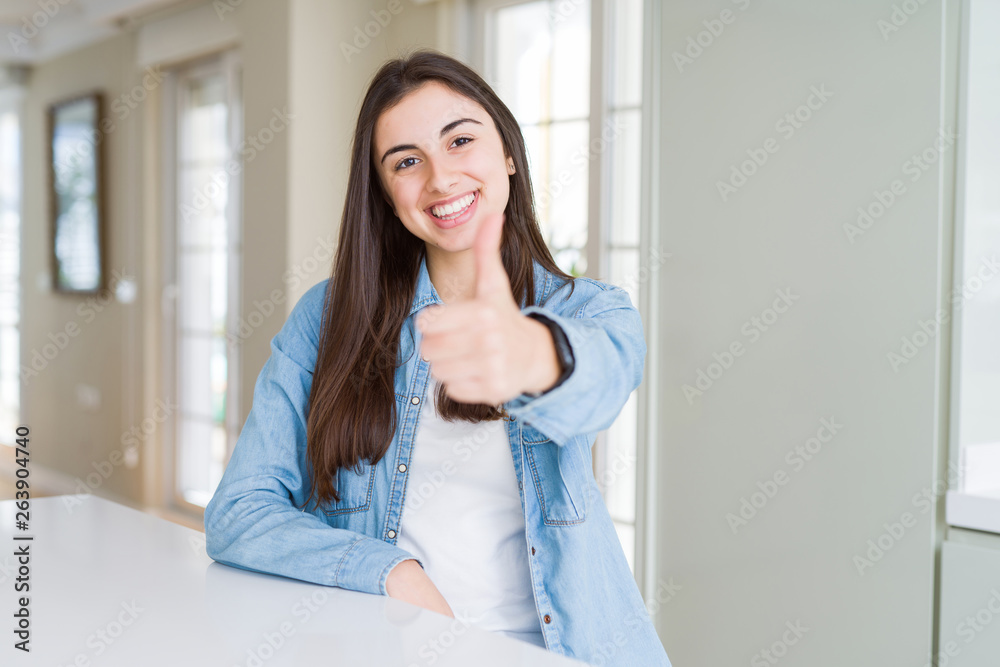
[431,192,475,219]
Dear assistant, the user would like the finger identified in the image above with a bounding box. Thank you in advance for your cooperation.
[428,359,482,385]
[417,302,487,335]
[416,305,444,333]
[473,211,511,303]
[420,330,483,363]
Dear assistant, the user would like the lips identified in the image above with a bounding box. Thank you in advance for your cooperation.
[426,190,479,230]
[424,190,477,219]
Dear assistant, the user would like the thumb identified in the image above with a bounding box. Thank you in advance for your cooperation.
[473,210,511,302]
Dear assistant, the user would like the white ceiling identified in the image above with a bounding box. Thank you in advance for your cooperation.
[0,0,186,65]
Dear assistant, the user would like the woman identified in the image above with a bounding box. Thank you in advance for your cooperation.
[205,49,671,666]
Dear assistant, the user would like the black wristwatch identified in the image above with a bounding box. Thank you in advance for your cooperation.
[525,312,575,396]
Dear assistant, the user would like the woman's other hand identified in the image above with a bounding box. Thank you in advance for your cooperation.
[385,559,455,618]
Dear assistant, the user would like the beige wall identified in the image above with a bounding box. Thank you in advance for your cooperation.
[228,0,294,427]
[20,30,146,503]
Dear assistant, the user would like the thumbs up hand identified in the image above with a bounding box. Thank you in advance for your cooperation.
[416,211,561,405]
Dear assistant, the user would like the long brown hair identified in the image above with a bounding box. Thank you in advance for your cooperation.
[301,49,575,512]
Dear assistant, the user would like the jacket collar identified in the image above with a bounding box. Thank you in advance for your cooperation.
[407,253,444,317]
[407,252,553,317]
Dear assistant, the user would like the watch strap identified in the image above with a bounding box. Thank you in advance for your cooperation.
[526,312,575,395]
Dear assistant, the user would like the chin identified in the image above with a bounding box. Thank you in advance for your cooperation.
[434,239,476,254]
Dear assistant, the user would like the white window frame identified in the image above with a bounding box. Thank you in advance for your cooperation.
[160,50,243,517]
[945,0,1000,536]
[635,0,661,605]
[465,0,660,596]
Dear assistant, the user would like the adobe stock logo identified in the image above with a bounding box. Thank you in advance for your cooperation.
[671,0,755,74]
[340,1,406,63]
[876,0,931,41]
[6,0,73,54]
[725,417,843,534]
[843,126,957,244]
[682,288,799,404]
[887,255,999,372]
[716,85,834,202]
[751,620,809,667]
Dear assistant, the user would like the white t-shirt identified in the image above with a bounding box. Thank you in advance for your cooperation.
[395,376,545,648]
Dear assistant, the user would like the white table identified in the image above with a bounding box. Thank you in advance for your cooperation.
[0,496,585,666]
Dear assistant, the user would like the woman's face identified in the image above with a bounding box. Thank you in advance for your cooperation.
[373,81,512,261]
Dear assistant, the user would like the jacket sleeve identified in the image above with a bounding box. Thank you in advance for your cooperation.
[502,279,647,445]
[203,280,421,596]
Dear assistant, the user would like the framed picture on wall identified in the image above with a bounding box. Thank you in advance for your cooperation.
[47,91,105,294]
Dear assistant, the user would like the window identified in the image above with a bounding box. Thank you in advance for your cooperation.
[0,90,21,444]
[475,0,649,573]
[947,0,1000,533]
[163,52,243,511]
[487,0,592,277]
[602,0,645,576]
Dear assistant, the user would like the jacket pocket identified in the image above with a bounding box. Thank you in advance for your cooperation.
[323,462,377,516]
[324,393,408,517]
[522,424,590,525]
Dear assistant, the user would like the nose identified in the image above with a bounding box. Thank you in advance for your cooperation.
[425,155,458,194]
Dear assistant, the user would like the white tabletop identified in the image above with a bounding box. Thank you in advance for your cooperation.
[0,496,585,666]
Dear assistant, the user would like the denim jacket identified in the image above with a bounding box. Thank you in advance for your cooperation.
[204,254,671,667]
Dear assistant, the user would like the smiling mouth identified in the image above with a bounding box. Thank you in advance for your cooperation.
[428,191,477,220]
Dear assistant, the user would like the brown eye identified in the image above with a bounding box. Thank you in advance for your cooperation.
[394,157,418,171]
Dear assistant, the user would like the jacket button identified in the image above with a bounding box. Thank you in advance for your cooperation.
[398,464,407,473]
[531,546,536,555]
[543,614,552,624]
[387,530,396,539]
[411,396,420,405]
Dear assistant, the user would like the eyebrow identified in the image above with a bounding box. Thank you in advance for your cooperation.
[379,118,484,165]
